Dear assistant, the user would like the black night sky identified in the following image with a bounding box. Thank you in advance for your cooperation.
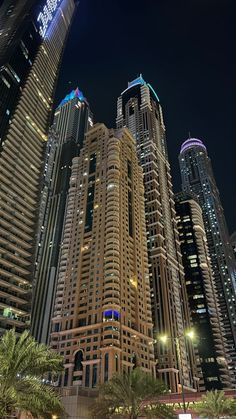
[55,0,236,234]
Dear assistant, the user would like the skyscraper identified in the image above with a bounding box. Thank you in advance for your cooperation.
[0,0,76,335]
[51,124,155,393]
[175,192,231,390]
[32,87,93,344]
[179,138,236,378]
[0,0,41,142]
[117,76,198,392]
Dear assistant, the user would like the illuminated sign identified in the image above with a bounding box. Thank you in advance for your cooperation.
[37,0,62,38]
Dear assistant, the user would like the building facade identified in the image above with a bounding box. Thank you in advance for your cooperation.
[175,192,232,390]
[0,0,41,145]
[32,88,92,344]
[116,76,198,392]
[230,232,236,260]
[51,124,155,389]
[179,138,236,379]
[0,0,76,335]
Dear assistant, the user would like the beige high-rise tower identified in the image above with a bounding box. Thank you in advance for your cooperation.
[51,123,155,390]
[117,76,198,392]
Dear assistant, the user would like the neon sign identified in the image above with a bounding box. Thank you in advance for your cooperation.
[37,0,62,38]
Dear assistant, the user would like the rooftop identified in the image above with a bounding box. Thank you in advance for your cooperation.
[180,138,207,154]
[121,74,160,102]
[58,87,86,108]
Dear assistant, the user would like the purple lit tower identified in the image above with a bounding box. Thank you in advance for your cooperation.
[179,137,236,382]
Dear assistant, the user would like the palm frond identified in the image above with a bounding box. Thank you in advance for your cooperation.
[91,368,173,419]
[194,390,236,419]
[0,329,64,418]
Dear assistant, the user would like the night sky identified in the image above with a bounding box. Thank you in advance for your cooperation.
[55,0,236,234]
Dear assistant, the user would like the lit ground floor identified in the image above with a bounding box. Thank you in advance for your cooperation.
[59,387,236,419]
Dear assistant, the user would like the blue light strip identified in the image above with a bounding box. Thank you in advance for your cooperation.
[147,83,160,102]
[121,76,160,103]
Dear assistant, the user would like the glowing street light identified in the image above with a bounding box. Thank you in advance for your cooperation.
[159,334,168,344]
[185,329,195,340]
[156,328,196,414]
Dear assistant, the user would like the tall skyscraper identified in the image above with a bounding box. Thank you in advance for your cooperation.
[0,0,76,335]
[0,0,41,142]
[116,76,198,392]
[179,138,236,378]
[51,123,155,392]
[175,192,231,390]
[32,87,93,344]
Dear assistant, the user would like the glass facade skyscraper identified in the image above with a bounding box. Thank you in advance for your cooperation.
[117,76,198,392]
[32,87,93,344]
[179,138,236,380]
[175,192,232,390]
[0,0,41,144]
[0,0,76,335]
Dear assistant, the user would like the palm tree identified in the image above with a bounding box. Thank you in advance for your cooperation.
[0,329,64,418]
[91,368,174,419]
[193,390,236,419]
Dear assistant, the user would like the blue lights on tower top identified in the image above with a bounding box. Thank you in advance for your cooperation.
[128,74,146,89]
[147,83,160,103]
[121,74,160,102]
[58,87,85,108]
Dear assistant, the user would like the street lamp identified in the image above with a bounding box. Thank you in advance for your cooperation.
[159,334,168,344]
[158,329,195,414]
[185,329,195,340]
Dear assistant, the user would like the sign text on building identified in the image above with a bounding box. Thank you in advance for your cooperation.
[37,0,62,38]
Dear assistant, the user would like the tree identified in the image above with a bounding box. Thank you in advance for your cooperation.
[91,368,174,419]
[0,329,64,418]
[193,390,236,419]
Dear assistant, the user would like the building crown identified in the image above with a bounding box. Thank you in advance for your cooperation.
[58,87,85,108]
[180,138,207,154]
[121,74,160,103]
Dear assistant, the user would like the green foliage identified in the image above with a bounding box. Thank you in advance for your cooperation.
[90,368,174,419]
[0,329,64,418]
[194,390,236,419]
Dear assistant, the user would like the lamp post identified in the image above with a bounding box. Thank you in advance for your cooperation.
[159,329,195,414]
